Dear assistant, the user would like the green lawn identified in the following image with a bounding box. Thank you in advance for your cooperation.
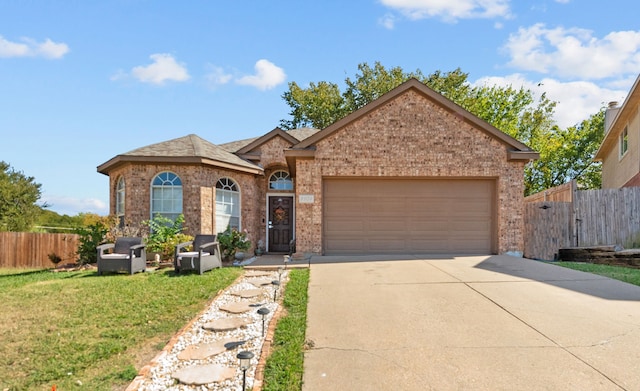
[262,268,310,391]
[552,261,640,286]
[0,267,242,391]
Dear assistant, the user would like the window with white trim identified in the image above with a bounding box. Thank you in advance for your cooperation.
[269,170,293,190]
[151,172,183,221]
[620,126,629,158]
[116,177,125,226]
[216,177,240,233]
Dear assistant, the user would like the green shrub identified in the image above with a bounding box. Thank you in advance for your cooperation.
[142,214,192,261]
[75,221,109,264]
[47,252,62,266]
[217,227,251,261]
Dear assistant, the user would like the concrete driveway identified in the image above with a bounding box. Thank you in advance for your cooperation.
[302,255,640,390]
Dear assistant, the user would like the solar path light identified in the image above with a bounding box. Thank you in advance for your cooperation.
[271,280,280,301]
[257,307,270,337]
[237,350,254,391]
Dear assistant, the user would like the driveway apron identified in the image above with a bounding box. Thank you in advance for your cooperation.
[302,255,640,391]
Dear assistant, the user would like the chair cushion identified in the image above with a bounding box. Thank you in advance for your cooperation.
[177,252,210,258]
[100,253,131,260]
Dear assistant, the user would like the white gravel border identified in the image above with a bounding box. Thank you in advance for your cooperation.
[128,270,286,391]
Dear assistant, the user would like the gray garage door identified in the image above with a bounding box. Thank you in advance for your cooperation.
[323,179,495,255]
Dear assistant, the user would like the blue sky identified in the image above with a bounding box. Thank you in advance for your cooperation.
[1,0,639,216]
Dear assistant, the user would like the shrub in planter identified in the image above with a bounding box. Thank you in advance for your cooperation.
[218,227,251,262]
[142,214,193,261]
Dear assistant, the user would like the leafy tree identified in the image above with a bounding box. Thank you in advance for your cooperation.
[280,81,346,129]
[525,109,604,194]
[279,62,605,195]
[280,62,468,130]
[0,161,43,231]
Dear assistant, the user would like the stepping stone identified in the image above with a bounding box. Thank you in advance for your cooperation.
[219,302,253,314]
[177,339,234,360]
[203,317,251,332]
[231,288,264,298]
[172,364,235,385]
[247,277,273,287]
[245,270,271,277]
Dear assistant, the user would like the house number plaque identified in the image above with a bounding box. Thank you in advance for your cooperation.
[299,194,314,203]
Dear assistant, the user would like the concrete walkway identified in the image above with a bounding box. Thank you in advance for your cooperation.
[302,255,640,390]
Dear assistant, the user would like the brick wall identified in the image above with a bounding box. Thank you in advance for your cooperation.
[108,164,262,252]
[294,90,526,254]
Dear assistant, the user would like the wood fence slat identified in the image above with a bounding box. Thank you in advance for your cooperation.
[526,185,640,260]
[0,232,79,269]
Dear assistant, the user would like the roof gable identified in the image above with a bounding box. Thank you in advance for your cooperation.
[292,78,537,160]
[97,134,262,175]
[236,127,300,155]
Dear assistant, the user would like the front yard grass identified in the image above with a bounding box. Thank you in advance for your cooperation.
[262,268,309,391]
[553,261,640,287]
[0,266,242,391]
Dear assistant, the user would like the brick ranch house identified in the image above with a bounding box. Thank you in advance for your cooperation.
[97,79,538,256]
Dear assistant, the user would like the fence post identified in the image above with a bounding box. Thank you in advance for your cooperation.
[571,180,579,247]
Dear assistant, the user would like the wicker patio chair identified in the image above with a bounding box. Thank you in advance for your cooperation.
[96,237,146,275]
[174,234,222,275]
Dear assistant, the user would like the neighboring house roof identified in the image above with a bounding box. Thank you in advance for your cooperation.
[291,78,539,160]
[97,134,263,175]
[595,74,640,160]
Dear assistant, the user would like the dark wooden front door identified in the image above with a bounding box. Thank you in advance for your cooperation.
[268,196,293,253]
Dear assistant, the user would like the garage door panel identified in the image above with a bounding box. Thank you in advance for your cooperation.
[324,179,495,255]
[326,200,365,215]
[326,239,365,252]
[325,219,365,232]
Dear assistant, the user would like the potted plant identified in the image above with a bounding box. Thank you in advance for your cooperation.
[218,227,251,263]
[142,214,193,261]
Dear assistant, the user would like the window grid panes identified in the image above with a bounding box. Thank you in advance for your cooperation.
[151,172,183,222]
[116,177,125,216]
[216,178,240,233]
[620,126,629,157]
[269,171,293,190]
[116,177,125,227]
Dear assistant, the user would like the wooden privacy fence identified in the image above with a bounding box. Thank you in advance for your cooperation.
[524,181,640,260]
[524,202,574,261]
[0,232,79,268]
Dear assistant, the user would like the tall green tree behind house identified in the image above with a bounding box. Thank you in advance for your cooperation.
[0,161,43,231]
[525,109,605,194]
[279,62,604,195]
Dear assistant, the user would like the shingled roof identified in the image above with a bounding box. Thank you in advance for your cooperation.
[97,134,262,175]
[218,127,320,153]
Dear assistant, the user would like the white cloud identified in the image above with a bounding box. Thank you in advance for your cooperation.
[380,0,511,22]
[130,53,190,85]
[0,35,69,59]
[236,59,286,90]
[379,13,397,29]
[43,195,108,216]
[474,73,629,128]
[205,65,233,88]
[503,24,640,80]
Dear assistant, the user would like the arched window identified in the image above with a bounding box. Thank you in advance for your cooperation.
[216,177,240,233]
[151,172,183,221]
[116,177,125,227]
[269,170,293,190]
